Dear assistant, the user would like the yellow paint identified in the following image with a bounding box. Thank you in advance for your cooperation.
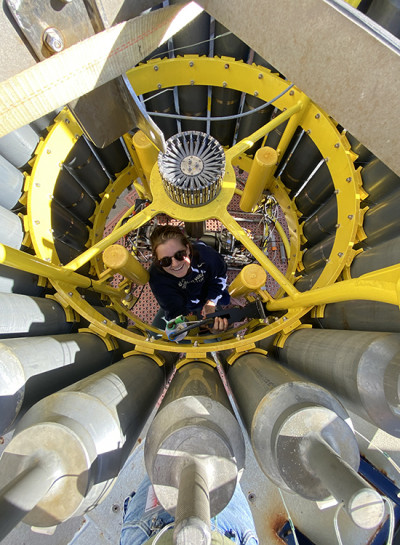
[229,264,267,297]
[239,147,278,212]
[103,244,149,285]
[132,130,159,185]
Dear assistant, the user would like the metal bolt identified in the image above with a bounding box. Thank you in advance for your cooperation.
[45,257,51,262]
[157,83,162,89]
[248,492,256,503]
[334,143,340,148]
[254,91,259,97]
[190,80,195,86]
[289,90,294,96]
[224,63,229,69]
[222,81,227,88]
[68,292,73,296]
[346,177,352,182]
[283,316,288,321]
[334,189,339,194]
[35,182,40,187]
[81,294,85,299]
[194,341,198,347]
[189,61,194,67]
[112,504,120,513]
[65,118,70,124]
[306,129,311,134]
[43,27,65,53]
[315,113,320,119]
[324,157,329,162]
[46,149,51,154]
[338,252,343,257]
[348,214,354,219]
[102,320,107,324]
[34,220,40,225]
[335,223,340,229]
[258,73,263,79]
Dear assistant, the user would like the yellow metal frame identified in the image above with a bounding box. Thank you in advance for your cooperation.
[19,55,397,358]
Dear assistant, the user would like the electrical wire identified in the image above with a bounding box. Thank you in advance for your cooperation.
[383,496,395,545]
[333,502,344,545]
[278,488,300,545]
[142,87,175,102]
[147,83,295,122]
[148,31,232,60]
[355,430,400,475]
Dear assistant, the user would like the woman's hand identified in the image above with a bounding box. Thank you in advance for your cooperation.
[201,301,228,333]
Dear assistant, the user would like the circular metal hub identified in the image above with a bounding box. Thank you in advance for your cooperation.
[158,131,225,207]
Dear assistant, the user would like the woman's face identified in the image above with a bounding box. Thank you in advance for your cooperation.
[156,238,191,278]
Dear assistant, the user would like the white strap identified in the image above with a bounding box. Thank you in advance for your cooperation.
[0,2,202,138]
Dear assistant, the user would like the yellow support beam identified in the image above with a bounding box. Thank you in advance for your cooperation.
[219,210,298,297]
[0,243,122,298]
[267,266,400,311]
[64,205,158,271]
[226,101,303,160]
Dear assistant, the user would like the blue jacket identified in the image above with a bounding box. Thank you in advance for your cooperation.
[149,242,230,320]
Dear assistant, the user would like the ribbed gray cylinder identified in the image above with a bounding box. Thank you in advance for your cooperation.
[295,267,324,292]
[279,328,400,436]
[302,233,335,273]
[0,126,39,168]
[366,0,400,38]
[361,157,400,204]
[0,264,44,296]
[5,354,164,528]
[0,156,24,209]
[0,332,115,435]
[0,205,24,249]
[312,300,400,332]
[345,132,373,166]
[0,293,76,338]
[302,193,337,245]
[351,235,400,277]
[362,186,400,247]
[145,362,245,518]
[227,352,357,499]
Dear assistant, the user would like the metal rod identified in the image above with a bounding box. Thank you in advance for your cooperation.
[173,462,211,545]
[0,243,90,287]
[225,101,303,160]
[304,434,384,529]
[0,243,123,297]
[266,275,398,310]
[0,456,56,541]
[64,205,158,272]
[219,210,298,296]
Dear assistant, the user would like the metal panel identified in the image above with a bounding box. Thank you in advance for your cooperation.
[196,0,400,176]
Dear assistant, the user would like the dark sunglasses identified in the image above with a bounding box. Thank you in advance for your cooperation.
[157,249,187,268]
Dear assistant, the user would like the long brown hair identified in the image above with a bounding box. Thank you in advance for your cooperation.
[150,225,192,259]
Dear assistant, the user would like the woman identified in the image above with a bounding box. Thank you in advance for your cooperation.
[149,225,230,333]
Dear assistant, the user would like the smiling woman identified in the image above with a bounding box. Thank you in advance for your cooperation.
[149,225,230,332]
